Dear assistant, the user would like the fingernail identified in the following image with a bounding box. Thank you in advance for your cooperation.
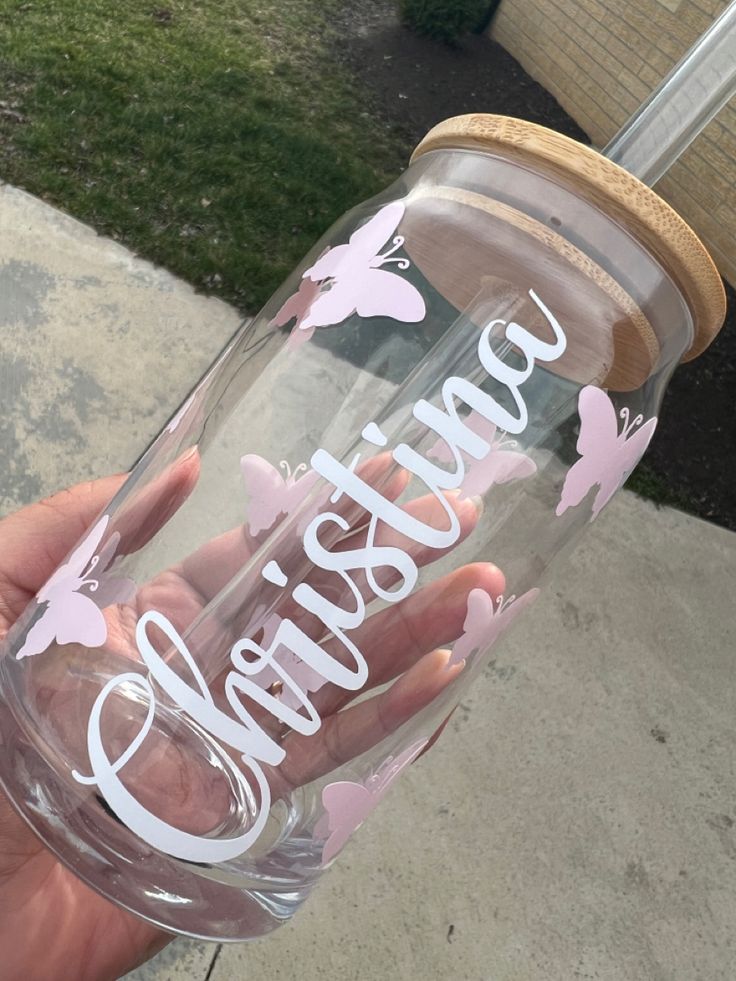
[439,648,465,673]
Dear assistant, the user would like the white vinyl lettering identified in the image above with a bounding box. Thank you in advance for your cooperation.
[75,288,567,860]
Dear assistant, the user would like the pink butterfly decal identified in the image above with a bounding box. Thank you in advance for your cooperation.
[314,739,428,864]
[17,515,135,660]
[269,202,426,346]
[556,386,657,522]
[429,410,537,499]
[249,614,328,711]
[240,455,320,537]
[270,259,328,350]
[449,587,540,669]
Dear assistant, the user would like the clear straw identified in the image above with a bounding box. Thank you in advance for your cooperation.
[603,0,736,186]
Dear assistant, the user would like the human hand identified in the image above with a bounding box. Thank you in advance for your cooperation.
[0,457,504,979]
[0,475,172,981]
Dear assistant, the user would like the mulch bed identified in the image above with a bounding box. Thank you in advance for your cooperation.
[332,1,736,530]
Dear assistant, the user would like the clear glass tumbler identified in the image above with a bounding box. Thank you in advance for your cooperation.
[0,114,725,940]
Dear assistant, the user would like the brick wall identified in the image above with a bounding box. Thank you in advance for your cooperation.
[491,0,736,284]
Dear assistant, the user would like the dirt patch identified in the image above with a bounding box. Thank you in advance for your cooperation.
[332,3,588,146]
[333,1,735,530]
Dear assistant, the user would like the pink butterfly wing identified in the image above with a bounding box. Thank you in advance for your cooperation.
[90,530,137,607]
[91,575,137,608]
[17,610,60,659]
[53,592,108,649]
[302,242,351,283]
[556,387,619,518]
[450,588,539,667]
[39,515,109,601]
[429,436,458,465]
[575,386,620,456]
[319,781,375,863]
[354,268,426,323]
[460,449,537,499]
[279,655,328,711]
[317,738,428,862]
[299,203,421,329]
[283,468,320,517]
[428,410,534,497]
[590,415,657,518]
[286,323,316,351]
[618,415,657,473]
[449,588,494,667]
[493,588,540,638]
[240,456,290,536]
[346,201,405,259]
[270,276,324,329]
[306,202,406,285]
[295,482,331,536]
[299,281,359,331]
[18,590,108,660]
[556,454,604,517]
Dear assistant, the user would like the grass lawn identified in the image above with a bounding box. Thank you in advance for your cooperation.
[0,0,404,311]
[0,1,721,520]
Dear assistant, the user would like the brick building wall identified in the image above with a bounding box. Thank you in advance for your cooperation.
[491,0,736,284]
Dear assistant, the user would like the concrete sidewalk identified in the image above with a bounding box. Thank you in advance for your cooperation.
[2,185,735,981]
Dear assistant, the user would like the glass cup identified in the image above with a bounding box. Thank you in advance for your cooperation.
[0,114,725,940]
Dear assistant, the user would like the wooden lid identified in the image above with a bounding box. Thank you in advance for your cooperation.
[412,114,726,363]
[401,185,659,390]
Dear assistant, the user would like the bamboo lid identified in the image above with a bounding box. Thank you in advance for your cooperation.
[411,114,726,365]
[401,185,658,390]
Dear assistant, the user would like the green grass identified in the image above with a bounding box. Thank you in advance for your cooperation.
[0,4,705,518]
[0,0,404,311]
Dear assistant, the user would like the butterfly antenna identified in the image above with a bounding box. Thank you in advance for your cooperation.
[376,236,411,270]
[366,772,382,793]
[278,460,292,479]
[619,406,645,436]
[495,432,519,450]
[498,593,516,613]
[82,554,101,591]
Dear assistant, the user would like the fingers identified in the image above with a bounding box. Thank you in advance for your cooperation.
[0,447,201,616]
[330,489,484,600]
[0,474,128,623]
[0,450,200,653]
[137,455,412,685]
[110,449,201,556]
[177,452,410,612]
[174,488,496,744]
[312,561,505,718]
[186,488,488,717]
[276,648,462,791]
[249,490,485,663]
